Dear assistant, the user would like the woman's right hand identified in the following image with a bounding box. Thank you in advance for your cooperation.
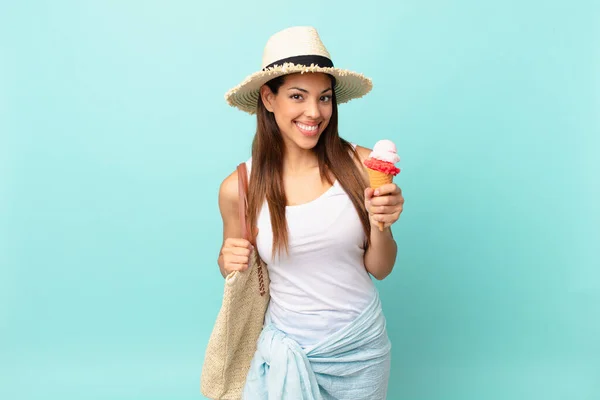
[221,238,254,275]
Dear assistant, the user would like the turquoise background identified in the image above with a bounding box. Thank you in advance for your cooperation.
[1,0,599,399]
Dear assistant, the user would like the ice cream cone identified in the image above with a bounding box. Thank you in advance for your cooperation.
[367,169,393,231]
[364,139,401,232]
[367,168,393,189]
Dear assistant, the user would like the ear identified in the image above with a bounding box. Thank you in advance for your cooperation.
[260,85,275,113]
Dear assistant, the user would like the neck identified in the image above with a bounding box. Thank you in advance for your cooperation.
[282,144,319,175]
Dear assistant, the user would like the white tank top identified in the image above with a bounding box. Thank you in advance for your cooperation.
[245,151,376,348]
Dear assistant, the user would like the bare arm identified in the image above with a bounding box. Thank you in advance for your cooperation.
[363,200,398,280]
[217,170,253,278]
[354,145,401,280]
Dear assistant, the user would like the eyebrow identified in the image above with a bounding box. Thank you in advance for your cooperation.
[288,87,333,94]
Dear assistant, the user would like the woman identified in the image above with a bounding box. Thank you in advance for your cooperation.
[218,26,404,399]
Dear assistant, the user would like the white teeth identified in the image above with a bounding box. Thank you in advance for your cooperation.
[296,122,318,131]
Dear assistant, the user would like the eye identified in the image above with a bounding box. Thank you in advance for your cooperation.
[290,93,303,100]
[321,95,332,102]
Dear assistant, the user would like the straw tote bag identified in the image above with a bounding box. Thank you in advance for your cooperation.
[200,162,270,400]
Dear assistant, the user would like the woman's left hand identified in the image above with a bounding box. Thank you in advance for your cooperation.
[364,184,404,231]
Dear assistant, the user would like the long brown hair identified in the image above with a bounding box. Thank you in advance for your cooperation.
[247,74,371,261]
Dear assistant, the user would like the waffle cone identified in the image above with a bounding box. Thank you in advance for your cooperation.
[367,168,393,189]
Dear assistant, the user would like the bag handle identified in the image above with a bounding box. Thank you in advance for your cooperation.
[237,162,252,243]
[236,162,266,296]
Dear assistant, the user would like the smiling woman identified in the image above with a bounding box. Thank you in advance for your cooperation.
[260,73,334,147]
[201,26,405,400]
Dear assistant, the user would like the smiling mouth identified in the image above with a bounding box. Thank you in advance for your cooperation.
[295,121,320,136]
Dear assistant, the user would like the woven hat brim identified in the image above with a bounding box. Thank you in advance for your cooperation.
[224,63,373,115]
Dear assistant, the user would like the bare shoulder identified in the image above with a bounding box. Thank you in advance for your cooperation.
[354,145,372,163]
[218,169,239,217]
[352,144,372,182]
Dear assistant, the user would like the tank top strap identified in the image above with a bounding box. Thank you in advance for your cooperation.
[245,157,253,178]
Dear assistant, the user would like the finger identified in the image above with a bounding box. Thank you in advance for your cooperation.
[230,247,252,257]
[370,195,400,207]
[228,253,250,264]
[364,187,374,201]
[222,244,243,255]
[372,212,399,225]
[372,214,387,223]
[228,262,249,272]
[222,245,252,257]
[374,183,399,197]
[368,205,398,215]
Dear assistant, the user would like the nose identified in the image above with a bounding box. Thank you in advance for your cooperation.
[304,99,321,119]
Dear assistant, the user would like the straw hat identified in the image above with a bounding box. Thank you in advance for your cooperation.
[224,26,373,114]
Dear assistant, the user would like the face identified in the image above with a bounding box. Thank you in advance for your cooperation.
[260,72,334,150]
